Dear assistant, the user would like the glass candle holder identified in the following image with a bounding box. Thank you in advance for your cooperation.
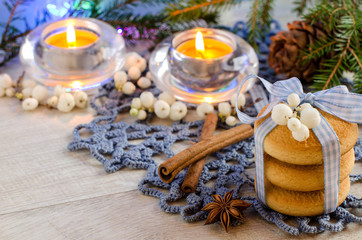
[149,28,258,104]
[20,18,125,91]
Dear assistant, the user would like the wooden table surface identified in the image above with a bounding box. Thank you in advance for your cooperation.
[0,58,361,240]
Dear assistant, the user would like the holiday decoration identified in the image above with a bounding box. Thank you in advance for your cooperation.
[236,74,361,216]
[20,18,126,91]
[0,73,89,112]
[268,1,361,91]
[201,190,251,232]
[268,21,326,83]
[270,93,321,141]
[149,27,258,104]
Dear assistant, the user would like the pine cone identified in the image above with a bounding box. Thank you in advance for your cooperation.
[268,21,328,83]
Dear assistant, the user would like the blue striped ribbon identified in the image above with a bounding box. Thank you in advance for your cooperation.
[235,74,362,214]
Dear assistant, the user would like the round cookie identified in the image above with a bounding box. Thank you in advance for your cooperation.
[264,148,355,191]
[258,177,350,217]
[255,105,358,165]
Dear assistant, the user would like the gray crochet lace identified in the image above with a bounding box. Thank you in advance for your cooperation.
[68,22,361,235]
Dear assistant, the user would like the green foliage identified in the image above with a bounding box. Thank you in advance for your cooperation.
[303,0,362,92]
[247,0,275,50]
[0,0,50,66]
[293,0,311,16]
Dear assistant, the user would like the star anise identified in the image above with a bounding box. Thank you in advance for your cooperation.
[201,190,251,232]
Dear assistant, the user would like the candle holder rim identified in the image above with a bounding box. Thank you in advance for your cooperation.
[39,17,103,51]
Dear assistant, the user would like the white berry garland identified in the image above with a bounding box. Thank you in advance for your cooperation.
[0,73,89,112]
[271,93,321,142]
[115,52,250,126]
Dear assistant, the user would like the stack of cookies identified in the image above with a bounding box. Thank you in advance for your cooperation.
[255,106,358,216]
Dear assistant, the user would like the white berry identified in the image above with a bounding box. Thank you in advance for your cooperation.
[124,53,141,71]
[135,57,147,72]
[287,93,301,108]
[53,84,66,97]
[128,66,141,81]
[230,93,246,108]
[140,91,155,109]
[271,103,293,125]
[57,93,75,112]
[122,82,136,95]
[0,74,12,88]
[0,88,4,97]
[296,103,312,112]
[218,102,232,117]
[74,91,88,108]
[287,117,301,132]
[146,71,152,81]
[46,96,58,108]
[169,101,187,121]
[158,92,176,105]
[196,102,214,118]
[292,124,310,142]
[22,87,33,99]
[22,98,39,111]
[226,116,237,126]
[154,100,170,119]
[5,87,15,97]
[114,70,128,89]
[137,77,151,89]
[22,79,36,89]
[130,107,139,116]
[31,85,48,101]
[300,107,321,129]
[131,97,142,109]
[137,109,147,120]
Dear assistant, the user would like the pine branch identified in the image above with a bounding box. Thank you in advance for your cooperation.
[302,40,338,61]
[348,47,362,70]
[322,44,348,90]
[247,0,259,49]
[169,0,229,17]
[165,0,242,23]
[293,0,310,16]
[260,0,274,32]
[1,0,21,44]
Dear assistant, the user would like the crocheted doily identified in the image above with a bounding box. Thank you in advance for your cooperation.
[68,22,362,235]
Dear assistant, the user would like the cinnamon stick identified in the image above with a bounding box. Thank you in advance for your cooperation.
[181,113,218,193]
[158,124,254,184]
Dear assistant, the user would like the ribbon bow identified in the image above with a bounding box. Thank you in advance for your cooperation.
[236,74,362,214]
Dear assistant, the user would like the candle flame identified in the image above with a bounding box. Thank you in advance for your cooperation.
[204,97,213,103]
[195,31,205,54]
[66,24,76,47]
[71,81,82,89]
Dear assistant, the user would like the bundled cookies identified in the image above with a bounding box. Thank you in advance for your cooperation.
[255,105,358,216]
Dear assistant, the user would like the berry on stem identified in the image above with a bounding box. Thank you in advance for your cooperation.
[292,124,309,142]
[169,101,187,121]
[300,108,321,129]
[196,102,214,118]
[22,98,39,111]
[154,100,170,119]
[271,103,293,125]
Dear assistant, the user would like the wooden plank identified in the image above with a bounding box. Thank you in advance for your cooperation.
[1,190,361,240]
[0,97,145,214]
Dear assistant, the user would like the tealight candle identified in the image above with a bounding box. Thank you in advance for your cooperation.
[44,24,98,48]
[149,27,259,104]
[176,31,233,59]
[20,18,126,91]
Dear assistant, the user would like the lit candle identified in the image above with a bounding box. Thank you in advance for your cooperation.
[20,18,126,92]
[44,24,98,48]
[176,31,233,59]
